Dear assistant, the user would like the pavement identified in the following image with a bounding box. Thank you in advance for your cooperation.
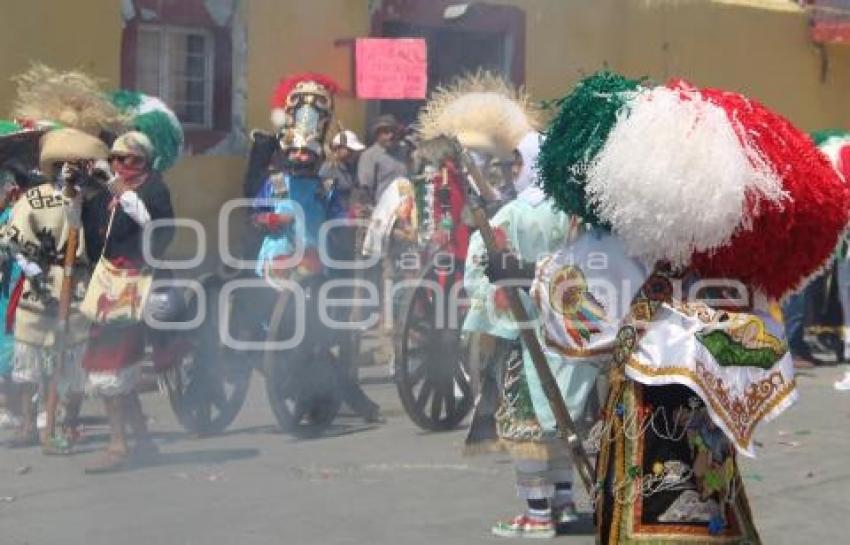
[1,365,849,545]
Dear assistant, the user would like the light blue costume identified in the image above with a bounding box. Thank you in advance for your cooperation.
[0,206,21,378]
[462,133,598,444]
[254,173,327,278]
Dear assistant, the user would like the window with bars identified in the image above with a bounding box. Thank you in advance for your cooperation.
[136,24,214,129]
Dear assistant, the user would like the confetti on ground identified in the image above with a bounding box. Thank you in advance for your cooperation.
[0,496,15,503]
[15,466,30,475]
[778,440,801,448]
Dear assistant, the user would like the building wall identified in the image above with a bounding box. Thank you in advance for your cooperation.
[2,0,850,269]
[0,0,122,115]
[489,0,849,131]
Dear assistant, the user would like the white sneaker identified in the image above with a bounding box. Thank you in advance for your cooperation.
[0,410,20,430]
[834,371,850,391]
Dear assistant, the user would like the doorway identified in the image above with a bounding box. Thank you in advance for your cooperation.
[369,0,526,129]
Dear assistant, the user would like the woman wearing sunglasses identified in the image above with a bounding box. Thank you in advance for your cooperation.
[80,131,174,473]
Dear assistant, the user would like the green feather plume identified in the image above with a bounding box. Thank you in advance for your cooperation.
[538,71,643,226]
[811,129,850,147]
[109,90,183,171]
[0,120,22,136]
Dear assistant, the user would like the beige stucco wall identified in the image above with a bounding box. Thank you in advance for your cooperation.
[244,0,369,137]
[494,0,849,131]
[0,0,122,115]
[2,0,850,268]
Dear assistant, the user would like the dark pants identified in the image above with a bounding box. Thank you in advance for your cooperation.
[326,223,380,419]
[782,289,810,358]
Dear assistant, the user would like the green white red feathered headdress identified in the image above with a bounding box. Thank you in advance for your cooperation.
[539,71,850,299]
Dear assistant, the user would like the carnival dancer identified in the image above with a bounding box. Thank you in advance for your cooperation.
[461,133,589,539]
[0,128,104,450]
[0,121,38,430]
[254,74,382,423]
[0,160,24,429]
[254,74,339,291]
[415,71,534,259]
[1,65,134,453]
[80,131,174,473]
[486,72,850,543]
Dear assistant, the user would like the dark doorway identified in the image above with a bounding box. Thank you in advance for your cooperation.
[370,0,526,130]
[378,22,508,125]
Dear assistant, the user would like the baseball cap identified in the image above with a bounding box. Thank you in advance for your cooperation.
[332,130,366,151]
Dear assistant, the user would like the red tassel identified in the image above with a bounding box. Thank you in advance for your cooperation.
[5,276,24,334]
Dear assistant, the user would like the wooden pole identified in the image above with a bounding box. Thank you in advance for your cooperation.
[458,148,596,494]
[43,182,79,448]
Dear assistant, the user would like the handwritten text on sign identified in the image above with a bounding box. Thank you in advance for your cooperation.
[355,38,427,99]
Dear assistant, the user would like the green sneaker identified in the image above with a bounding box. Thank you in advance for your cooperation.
[491,514,556,539]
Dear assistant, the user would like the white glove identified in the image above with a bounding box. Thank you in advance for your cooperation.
[119,190,151,226]
[15,253,42,278]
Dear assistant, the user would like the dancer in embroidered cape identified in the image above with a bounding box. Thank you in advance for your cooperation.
[499,72,850,544]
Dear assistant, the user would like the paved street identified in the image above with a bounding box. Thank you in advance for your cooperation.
[1,365,849,545]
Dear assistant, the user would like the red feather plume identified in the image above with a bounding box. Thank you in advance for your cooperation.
[690,87,850,298]
[269,73,339,109]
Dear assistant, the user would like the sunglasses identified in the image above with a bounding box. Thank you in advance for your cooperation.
[109,154,147,167]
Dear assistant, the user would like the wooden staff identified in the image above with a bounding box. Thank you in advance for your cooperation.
[43,180,80,448]
[457,146,596,493]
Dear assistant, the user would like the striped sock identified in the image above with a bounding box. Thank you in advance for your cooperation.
[527,507,552,522]
[553,482,574,510]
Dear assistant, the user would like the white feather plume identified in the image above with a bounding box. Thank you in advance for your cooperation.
[586,86,787,267]
[418,71,540,154]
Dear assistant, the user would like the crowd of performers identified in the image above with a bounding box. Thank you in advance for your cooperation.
[448,72,850,543]
[242,68,850,543]
[0,66,179,472]
[1,62,850,545]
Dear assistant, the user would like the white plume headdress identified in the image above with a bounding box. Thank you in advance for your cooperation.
[417,71,541,155]
[11,64,128,136]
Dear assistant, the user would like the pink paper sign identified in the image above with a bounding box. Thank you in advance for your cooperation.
[355,38,427,99]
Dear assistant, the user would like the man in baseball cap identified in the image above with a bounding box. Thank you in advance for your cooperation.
[331,129,365,152]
